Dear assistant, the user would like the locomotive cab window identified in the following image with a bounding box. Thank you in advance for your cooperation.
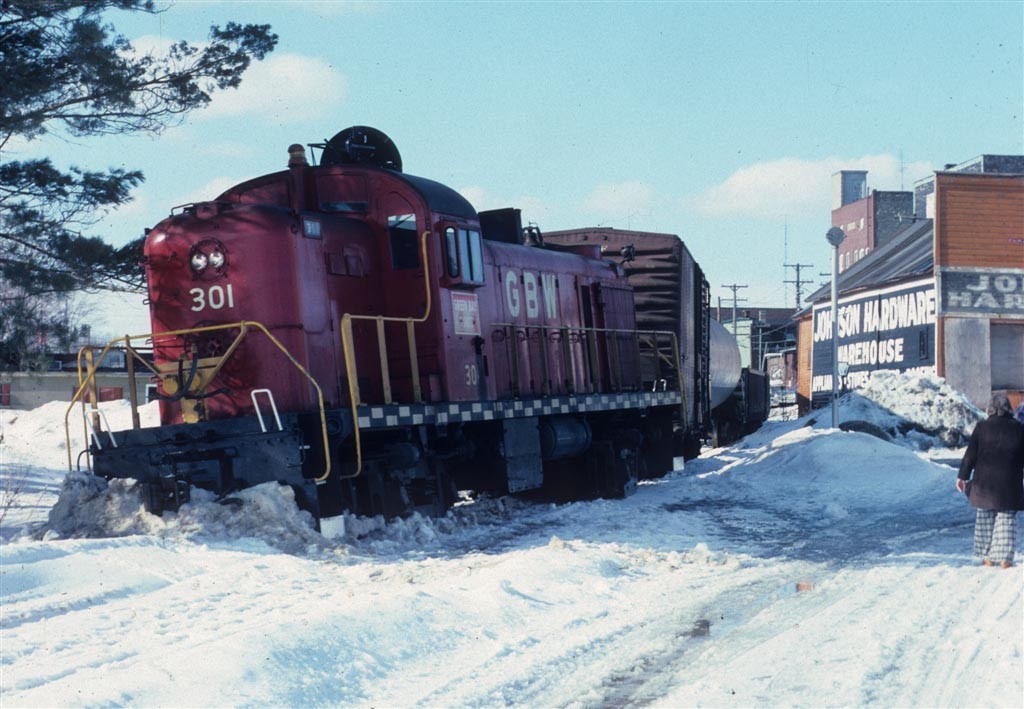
[459,228,484,284]
[443,226,485,286]
[445,227,460,277]
[388,213,419,270]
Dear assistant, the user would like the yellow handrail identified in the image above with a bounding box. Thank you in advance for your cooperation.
[337,231,432,478]
[65,320,332,483]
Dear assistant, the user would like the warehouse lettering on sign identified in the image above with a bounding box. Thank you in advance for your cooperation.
[810,279,936,404]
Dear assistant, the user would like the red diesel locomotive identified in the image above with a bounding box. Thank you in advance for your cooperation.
[82,127,762,524]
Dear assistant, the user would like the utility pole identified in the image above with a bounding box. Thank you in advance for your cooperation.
[826,227,847,428]
[722,284,748,336]
[784,263,816,309]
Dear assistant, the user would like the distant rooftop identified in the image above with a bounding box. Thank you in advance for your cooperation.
[914,155,1024,186]
[720,307,799,324]
[805,218,934,305]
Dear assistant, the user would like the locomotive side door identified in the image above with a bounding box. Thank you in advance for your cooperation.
[367,190,436,403]
[438,222,488,401]
[580,281,606,393]
[592,282,639,392]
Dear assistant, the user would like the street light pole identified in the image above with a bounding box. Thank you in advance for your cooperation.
[826,227,846,428]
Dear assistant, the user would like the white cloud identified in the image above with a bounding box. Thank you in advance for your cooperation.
[173,176,242,207]
[458,187,555,225]
[689,154,935,220]
[106,192,151,222]
[580,181,656,225]
[126,37,346,124]
[89,192,155,246]
[458,186,491,210]
[128,34,176,56]
[201,53,346,123]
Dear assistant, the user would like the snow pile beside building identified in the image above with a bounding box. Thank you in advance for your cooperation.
[854,371,983,446]
[688,423,957,562]
[794,371,983,449]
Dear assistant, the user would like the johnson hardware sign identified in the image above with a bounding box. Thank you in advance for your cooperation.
[811,278,936,404]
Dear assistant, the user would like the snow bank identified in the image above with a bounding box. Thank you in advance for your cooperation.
[1,370,981,553]
[27,470,540,557]
[36,472,333,555]
[1,400,160,470]
[794,372,984,449]
[855,371,984,445]
[715,426,951,509]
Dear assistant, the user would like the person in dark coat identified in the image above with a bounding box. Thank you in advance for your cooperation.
[957,393,1024,568]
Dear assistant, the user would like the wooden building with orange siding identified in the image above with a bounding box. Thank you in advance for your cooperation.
[935,171,1024,409]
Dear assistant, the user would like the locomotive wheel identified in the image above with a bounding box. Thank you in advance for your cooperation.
[581,440,638,499]
[711,418,736,448]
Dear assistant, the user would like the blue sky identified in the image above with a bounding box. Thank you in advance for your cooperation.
[11,1,1023,336]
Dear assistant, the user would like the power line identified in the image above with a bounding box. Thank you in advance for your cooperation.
[783,262,816,309]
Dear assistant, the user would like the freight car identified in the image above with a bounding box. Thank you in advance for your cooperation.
[70,127,762,525]
[541,229,770,450]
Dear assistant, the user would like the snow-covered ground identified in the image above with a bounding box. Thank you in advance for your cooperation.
[2,375,1022,707]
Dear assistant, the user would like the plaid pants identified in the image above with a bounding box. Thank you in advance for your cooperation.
[973,510,1017,563]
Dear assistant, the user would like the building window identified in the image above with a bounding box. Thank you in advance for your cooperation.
[991,323,1024,389]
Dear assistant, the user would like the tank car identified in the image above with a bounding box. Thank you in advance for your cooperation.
[78,127,758,525]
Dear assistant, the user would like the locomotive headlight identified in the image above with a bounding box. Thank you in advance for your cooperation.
[189,238,228,276]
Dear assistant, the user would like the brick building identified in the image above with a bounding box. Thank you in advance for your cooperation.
[831,171,915,273]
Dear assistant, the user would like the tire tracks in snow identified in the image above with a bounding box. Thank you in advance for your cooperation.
[581,566,818,707]
[371,559,815,708]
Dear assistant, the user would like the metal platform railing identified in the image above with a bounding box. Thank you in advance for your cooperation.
[491,322,687,420]
[65,321,332,482]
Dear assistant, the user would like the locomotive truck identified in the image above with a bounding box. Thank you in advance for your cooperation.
[70,127,765,525]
